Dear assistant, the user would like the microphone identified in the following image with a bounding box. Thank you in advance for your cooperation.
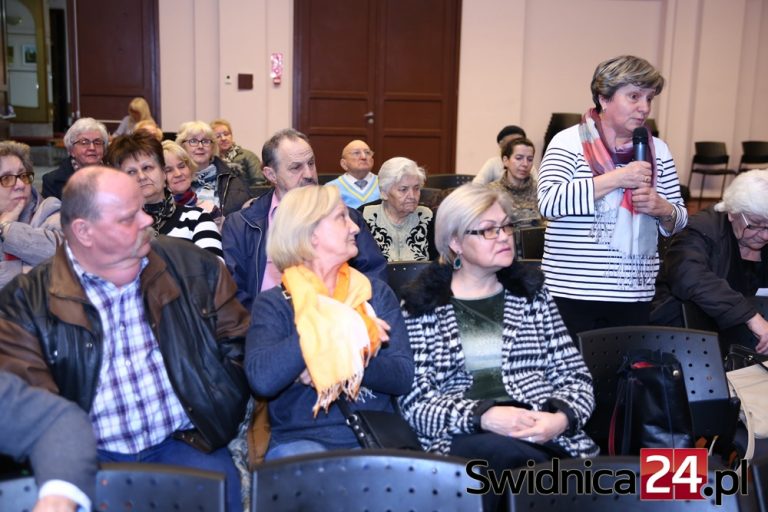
[633,127,648,162]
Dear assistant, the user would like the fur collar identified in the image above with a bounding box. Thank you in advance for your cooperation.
[400,260,544,317]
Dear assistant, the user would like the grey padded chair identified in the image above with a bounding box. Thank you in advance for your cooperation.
[578,326,738,454]
[0,462,226,512]
[251,449,482,512]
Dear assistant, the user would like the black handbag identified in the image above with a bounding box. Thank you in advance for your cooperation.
[724,344,768,372]
[609,349,694,455]
[337,399,423,451]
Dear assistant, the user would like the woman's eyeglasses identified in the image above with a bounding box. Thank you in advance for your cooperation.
[465,223,515,240]
[73,139,105,148]
[0,172,34,188]
[184,138,213,148]
[740,212,768,233]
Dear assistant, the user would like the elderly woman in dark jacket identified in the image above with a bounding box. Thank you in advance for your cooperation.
[399,183,597,510]
[652,169,768,353]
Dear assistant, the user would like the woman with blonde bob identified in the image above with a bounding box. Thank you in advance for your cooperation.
[162,140,218,215]
[176,120,251,218]
[244,185,413,460]
[399,183,597,511]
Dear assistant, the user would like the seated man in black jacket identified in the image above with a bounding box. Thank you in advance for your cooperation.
[652,169,768,353]
[0,167,251,512]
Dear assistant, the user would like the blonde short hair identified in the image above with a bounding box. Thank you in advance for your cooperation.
[162,140,199,175]
[176,120,219,157]
[434,183,514,264]
[267,185,343,271]
[210,118,232,133]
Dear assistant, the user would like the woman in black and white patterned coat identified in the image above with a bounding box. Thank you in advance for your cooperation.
[399,184,597,508]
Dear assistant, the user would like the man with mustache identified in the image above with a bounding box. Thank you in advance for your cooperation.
[0,167,250,512]
[222,128,387,310]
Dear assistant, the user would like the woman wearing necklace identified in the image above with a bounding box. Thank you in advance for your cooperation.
[489,137,543,228]
[398,183,597,511]
[359,157,436,262]
[106,132,223,259]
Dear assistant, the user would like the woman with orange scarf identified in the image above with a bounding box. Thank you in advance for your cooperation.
[244,185,413,460]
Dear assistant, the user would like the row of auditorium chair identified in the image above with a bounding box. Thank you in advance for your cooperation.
[688,140,768,207]
[1,445,765,511]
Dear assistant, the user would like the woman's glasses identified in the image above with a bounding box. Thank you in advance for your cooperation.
[184,138,213,148]
[0,172,34,188]
[740,212,768,234]
[465,223,515,240]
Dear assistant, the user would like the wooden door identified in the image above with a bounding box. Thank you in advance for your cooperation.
[294,0,461,174]
[67,0,160,130]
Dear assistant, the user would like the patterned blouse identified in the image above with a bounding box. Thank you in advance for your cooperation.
[361,203,433,262]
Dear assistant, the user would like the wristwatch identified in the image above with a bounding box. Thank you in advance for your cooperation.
[657,207,677,224]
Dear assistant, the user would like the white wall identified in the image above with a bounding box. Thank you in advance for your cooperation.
[159,0,768,197]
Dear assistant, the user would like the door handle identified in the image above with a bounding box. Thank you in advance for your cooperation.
[364,111,374,125]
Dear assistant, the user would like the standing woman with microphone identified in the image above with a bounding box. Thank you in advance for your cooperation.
[537,55,687,339]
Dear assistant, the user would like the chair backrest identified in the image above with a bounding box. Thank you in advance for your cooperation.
[387,260,431,299]
[418,187,444,209]
[508,456,743,511]
[426,173,474,189]
[740,140,768,169]
[693,141,729,166]
[578,326,732,451]
[543,112,581,154]
[95,462,226,512]
[0,463,226,512]
[317,173,341,185]
[251,449,482,512]
[515,226,545,259]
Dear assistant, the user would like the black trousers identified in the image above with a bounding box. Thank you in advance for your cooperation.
[554,297,651,343]
[450,432,569,512]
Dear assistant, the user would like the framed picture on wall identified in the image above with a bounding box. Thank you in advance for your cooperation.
[6,46,14,66]
[22,44,36,65]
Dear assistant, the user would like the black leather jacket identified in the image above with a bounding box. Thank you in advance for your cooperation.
[0,237,251,451]
[214,156,252,216]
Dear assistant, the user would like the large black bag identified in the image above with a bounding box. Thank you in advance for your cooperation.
[609,349,694,455]
[337,399,423,451]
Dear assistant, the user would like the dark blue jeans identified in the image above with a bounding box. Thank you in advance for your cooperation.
[98,436,242,512]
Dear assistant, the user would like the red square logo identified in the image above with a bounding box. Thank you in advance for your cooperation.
[640,448,707,500]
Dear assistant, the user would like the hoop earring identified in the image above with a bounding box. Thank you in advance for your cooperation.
[452,255,462,270]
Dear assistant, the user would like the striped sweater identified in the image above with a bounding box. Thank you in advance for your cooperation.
[399,262,598,458]
[537,125,687,302]
[159,206,223,259]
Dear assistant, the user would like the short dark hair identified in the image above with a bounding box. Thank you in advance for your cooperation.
[501,137,535,159]
[496,125,526,144]
[60,167,107,232]
[261,128,309,170]
[0,140,33,174]
[105,131,165,169]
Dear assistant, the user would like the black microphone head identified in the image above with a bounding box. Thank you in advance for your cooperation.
[633,127,648,145]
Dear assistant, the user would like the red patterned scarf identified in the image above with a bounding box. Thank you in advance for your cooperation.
[579,109,658,288]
